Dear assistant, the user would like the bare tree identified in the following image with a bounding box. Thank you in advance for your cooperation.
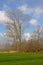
[30,25,41,41]
[36,25,41,43]
[5,10,30,51]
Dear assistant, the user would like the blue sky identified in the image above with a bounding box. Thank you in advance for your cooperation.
[0,0,43,36]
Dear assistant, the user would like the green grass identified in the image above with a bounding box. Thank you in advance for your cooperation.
[0,53,43,65]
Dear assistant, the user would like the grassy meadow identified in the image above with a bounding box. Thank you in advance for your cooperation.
[0,53,43,65]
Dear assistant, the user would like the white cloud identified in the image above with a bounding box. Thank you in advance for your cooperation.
[0,11,13,24]
[0,33,4,37]
[34,7,43,17]
[18,4,43,17]
[0,11,9,23]
[30,19,38,26]
[18,4,33,14]
[0,11,6,23]
[0,33,7,37]
[23,33,30,41]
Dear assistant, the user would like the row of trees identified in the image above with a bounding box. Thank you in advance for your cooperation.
[1,10,43,52]
[10,25,43,52]
[30,25,43,40]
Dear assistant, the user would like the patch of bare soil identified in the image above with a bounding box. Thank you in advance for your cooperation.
[0,51,17,53]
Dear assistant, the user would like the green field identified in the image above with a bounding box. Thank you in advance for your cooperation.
[0,53,43,65]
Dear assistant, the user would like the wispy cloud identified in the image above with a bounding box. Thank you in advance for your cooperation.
[18,4,38,26]
[3,4,11,11]
[0,10,38,27]
[18,4,33,14]
[30,19,38,26]
[34,7,43,17]
[18,4,43,18]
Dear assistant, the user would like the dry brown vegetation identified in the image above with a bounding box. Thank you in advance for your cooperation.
[0,39,43,53]
[1,10,43,53]
[4,40,43,53]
